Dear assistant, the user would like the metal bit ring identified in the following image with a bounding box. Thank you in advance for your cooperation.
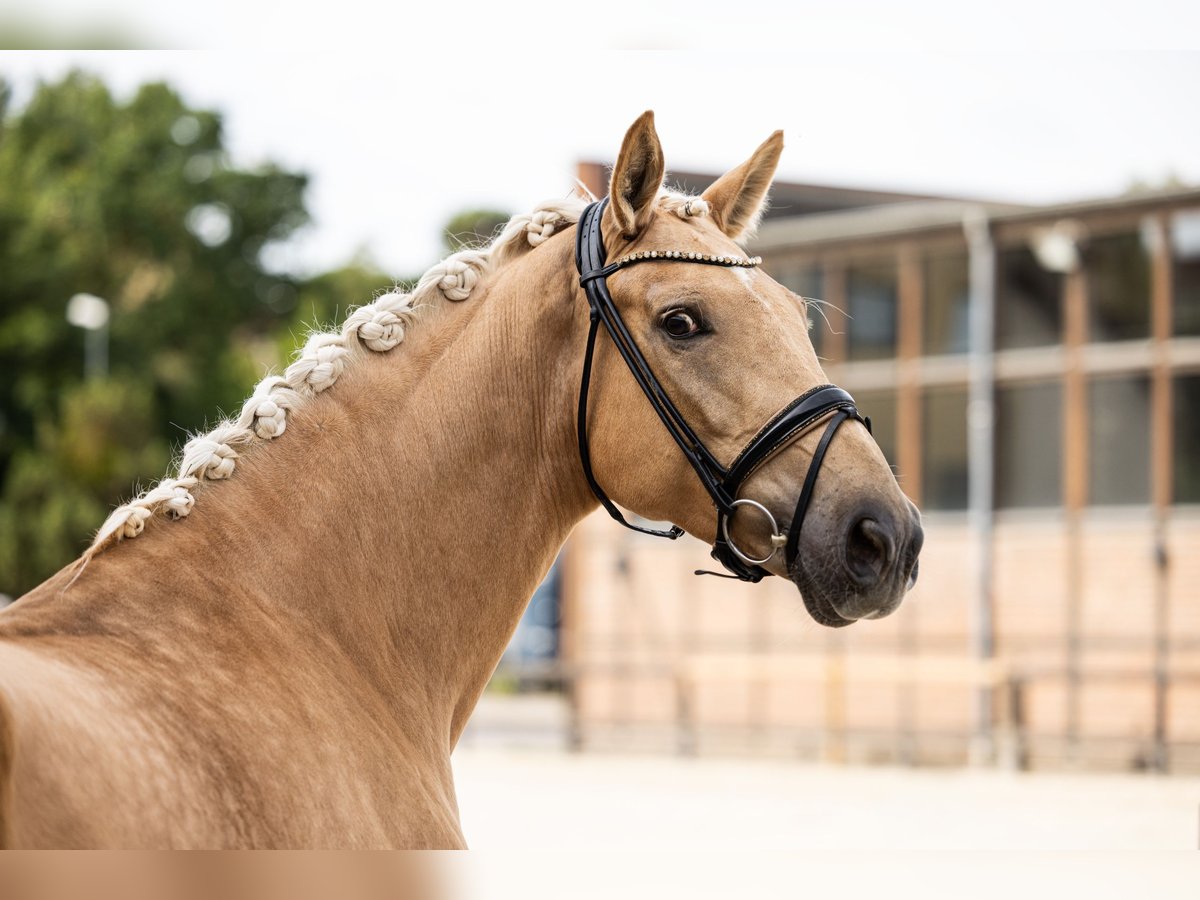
[721,498,785,567]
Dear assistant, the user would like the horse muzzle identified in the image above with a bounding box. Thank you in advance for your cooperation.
[792,501,924,627]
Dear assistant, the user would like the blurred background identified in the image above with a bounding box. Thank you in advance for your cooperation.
[1,34,1199,851]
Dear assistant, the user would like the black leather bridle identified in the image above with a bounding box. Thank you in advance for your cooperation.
[574,199,874,583]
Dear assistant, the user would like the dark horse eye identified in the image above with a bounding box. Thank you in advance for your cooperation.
[662,310,701,338]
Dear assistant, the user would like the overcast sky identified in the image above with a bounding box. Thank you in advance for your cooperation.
[4,29,1199,277]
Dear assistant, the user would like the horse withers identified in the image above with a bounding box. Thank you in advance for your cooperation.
[0,112,921,847]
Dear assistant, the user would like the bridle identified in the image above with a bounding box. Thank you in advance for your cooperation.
[574,198,874,583]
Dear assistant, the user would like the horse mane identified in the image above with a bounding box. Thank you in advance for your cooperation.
[82,186,712,562]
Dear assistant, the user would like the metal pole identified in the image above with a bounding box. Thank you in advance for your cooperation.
[84,320,108,380]
[964,208,996,765]
[67,294,110,381]
[1149,213,1174,772]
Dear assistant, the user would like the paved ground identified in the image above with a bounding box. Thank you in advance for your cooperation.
[452,745,1199,851]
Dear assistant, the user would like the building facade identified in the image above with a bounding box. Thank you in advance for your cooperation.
[559,164,1200,772]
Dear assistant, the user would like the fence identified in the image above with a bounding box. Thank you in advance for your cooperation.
[534,510,1200,773]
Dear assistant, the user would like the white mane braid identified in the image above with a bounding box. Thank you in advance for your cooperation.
[83,187,711,561]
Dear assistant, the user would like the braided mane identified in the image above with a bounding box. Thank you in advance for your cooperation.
[83,188,711,561]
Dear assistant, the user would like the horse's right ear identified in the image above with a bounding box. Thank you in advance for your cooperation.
[702,130,784,242]
[607,111,665,240]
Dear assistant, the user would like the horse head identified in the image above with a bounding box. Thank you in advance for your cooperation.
[578,112,923,627]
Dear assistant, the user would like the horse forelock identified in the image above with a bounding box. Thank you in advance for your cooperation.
[81,187,710,564]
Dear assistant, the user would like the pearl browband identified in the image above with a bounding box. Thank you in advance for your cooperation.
[608,250,762,270]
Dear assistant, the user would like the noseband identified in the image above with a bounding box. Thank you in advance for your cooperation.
[574,198,872,583]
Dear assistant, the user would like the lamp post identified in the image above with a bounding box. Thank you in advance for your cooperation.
[66,293,110,380]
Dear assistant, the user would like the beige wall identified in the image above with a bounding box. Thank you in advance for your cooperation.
[563,509,1200,771]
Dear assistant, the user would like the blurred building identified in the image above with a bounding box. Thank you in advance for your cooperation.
[554,162,1200,773]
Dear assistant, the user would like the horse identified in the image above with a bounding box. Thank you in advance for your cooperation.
[0,112,922,848]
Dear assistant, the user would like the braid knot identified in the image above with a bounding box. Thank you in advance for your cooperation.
[119,505,153,539]
[345,304,406,352]
[288,334,349,393]
[83,193,594,563]
[162,482,196,518]
[181,435,239,480]
[423,252,487,302]
[526,209,561,246]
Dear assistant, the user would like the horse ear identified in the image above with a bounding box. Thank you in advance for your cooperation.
[608,110,665,239]
[701,130,784,241]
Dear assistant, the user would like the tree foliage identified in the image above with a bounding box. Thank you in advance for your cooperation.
[0,71,491,597]
[442,208,511,254]
[0,71,320,595]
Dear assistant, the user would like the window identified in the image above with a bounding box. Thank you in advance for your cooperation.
[776,264,826,356]
[997,246,1062,350]
[922,386,969,510]
[1175,374,1200,504]
[923,252,970,355]
[1084,231,1151,342]
[1088,375,1150,505]
[846,261,898,361]
[854,390,897,474]
[996,381,1062,509]
[1173,210,1200,336]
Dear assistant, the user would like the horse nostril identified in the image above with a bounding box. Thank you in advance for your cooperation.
[844,517,896,588]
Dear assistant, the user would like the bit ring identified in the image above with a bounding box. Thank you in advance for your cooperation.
[721,498,784,567]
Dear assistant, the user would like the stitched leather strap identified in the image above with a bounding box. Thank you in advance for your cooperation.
[575,200,730,536]
[572,199,875,581]
[577,307,683,540]
[783,408,854,571]
[724,385,857,495]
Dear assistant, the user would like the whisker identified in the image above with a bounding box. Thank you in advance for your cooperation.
[799,295,848,336]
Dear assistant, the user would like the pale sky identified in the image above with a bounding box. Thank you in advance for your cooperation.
[4,16,1199,278]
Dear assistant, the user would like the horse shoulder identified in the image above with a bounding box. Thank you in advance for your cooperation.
[0,582,464,848]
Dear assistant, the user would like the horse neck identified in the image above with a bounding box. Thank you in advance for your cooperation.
[158,235,590,744]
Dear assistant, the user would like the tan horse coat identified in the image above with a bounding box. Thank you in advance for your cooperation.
[0,113,919,847]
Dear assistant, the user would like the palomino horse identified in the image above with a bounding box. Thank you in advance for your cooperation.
[0,112,922,848]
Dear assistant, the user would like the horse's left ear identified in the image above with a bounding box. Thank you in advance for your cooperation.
[701,130,784,242]
[608,110,666,239]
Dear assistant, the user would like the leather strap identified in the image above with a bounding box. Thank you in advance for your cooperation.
[573,199,875,581]
[577,306,683,540]
[783,408,854,570]
[724,385,858,494]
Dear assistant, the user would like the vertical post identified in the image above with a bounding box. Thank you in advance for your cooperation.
[896,243,923,765]
[821,259,849,764]
[822,633,847,764]
[66,293,110,381]
[963,209,996,765]
[674,671,697,757]
[1149,212,1173,772]
[560,535,584,753]
[1063,263,1088,764]
[999,675,1028,771]
[897,243,924,503]
[749,581,769,753]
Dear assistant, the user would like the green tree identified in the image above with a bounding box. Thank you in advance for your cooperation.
[0,71,496,598]
[442,208,510,254]
[0,71,309,595]
[279,257,402,356]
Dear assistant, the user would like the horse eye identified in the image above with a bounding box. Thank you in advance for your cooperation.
[662,310,702,338]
